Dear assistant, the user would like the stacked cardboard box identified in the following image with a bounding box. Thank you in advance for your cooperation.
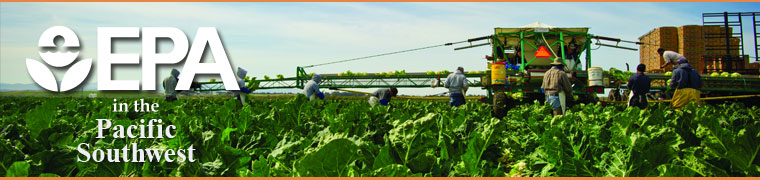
[639,25,745,73]
[703,36,741,73]
[703,26,739,55]
[678,25,705,72]
[639,27,678,72]
[681,50,704,72]
[705,38,741,55]
[748,62,760,71]
[744,56,760,73]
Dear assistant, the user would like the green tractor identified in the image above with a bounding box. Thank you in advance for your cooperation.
[474,24,607,117]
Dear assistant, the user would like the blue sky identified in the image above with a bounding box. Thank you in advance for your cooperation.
[1,2,759,95]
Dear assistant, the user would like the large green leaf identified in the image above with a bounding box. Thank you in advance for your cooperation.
[387,113,438,173]
[462,117,502,177]
[296,138,359,176]
[24,99,57,139]
[249,155,270,177]
[6,161,29,177]
[373,145,395,169]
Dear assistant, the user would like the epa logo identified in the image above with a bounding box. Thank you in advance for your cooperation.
[26,26,92,92]
[26,26,240,91]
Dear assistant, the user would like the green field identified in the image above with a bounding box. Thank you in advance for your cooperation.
[1,96,759,177]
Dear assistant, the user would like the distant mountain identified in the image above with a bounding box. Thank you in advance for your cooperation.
[0,82,304,94]
[0,83,41,91]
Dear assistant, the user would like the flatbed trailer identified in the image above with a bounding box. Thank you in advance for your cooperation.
[645,73,760,93]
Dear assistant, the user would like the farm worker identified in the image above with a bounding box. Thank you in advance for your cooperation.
[303,74,325,101]
[234,67,253,105]
[445,67,469,107]
[564,39,582,71]
[541,58,573,116]
[162,69,181,102]
[627,64,651,109]
[510,47,522,65]
[368,87,398,107]
[669,58,703,109]
[658,48,685,70]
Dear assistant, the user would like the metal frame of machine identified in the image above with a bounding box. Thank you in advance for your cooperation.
[195,67,485,91]
[194,24,760,111]
[477,26,615,107]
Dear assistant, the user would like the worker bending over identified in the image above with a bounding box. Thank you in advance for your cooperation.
[369,88,398,107]
[541,58,573,116]
[658,48,685,70]
[234,67,253,105]
[445,67,469,107]
[627,64,651,109]
[303,74,325,101]
[669,58,703,109]
[162,69,181,102]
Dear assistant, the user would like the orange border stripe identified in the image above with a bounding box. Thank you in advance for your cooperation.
[4,177,760,179]
[1,0,760,2]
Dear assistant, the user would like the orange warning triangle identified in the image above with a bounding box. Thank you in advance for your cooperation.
[535,46,551,58]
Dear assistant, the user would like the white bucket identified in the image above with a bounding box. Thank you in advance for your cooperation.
[588,67,603,87]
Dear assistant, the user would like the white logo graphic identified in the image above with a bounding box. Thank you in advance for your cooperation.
[26,26,92,92]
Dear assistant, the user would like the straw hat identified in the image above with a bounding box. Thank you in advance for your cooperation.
[550,57,564,66]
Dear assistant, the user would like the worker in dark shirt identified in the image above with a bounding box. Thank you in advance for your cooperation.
[670,58,703,109]
[563,39,581,71]
[369,87,398,107]
[627,64,651,109]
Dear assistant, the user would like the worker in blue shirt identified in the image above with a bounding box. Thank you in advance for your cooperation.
[303,74,325,101]
[627,64,651,109]
[445,67,469,107]
[234,67,253,105]
[369,87,398,107]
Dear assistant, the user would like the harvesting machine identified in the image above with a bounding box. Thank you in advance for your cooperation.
[196,22,760,115]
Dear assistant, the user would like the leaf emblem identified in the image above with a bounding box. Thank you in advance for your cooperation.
[26,58,58,92]
[60,58,92,91]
